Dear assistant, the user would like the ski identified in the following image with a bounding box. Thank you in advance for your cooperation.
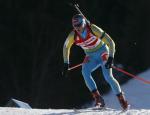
[73,106,116,113]
[73,105,131,113]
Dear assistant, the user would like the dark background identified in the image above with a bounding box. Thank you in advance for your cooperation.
[0,0,150,109]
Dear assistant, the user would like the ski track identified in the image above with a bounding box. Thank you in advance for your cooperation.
[1,107,150,115]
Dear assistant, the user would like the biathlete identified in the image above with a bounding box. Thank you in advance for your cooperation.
[62,14,128,110]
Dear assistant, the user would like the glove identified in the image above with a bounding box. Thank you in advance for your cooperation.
[62,63,69,77]
[105,57,114,69]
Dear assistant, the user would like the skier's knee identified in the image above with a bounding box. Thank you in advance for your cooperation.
[105,75,116,84]
[82,66,90,76]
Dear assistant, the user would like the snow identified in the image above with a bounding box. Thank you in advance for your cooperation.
[1,69,150,115]
[104,68,150,110]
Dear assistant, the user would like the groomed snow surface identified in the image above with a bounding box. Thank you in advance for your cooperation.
[1,69,150,115]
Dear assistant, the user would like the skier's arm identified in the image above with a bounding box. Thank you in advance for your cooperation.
[90,24,105,38]
[90,24,115,57]
[102,33,115,57]
[63,31,75,64]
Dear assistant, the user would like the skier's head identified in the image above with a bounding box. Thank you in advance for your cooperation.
[72,14,86,32]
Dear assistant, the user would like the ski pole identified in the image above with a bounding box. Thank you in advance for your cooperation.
[68,63,150,84]
[68,63,82,71]
[112,66,150,84]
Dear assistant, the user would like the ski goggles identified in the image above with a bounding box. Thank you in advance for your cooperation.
[73,24,83,29]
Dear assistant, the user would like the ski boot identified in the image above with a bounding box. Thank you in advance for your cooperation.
[92,90,105,108]
[117,92,129,110]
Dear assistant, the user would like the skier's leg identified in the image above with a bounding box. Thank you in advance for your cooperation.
[91,90,105,107]
[82,56,97,92]
[117,92,129,110]
[82,56,105,107]
[101,53,128,109]
[101,66,122,94]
